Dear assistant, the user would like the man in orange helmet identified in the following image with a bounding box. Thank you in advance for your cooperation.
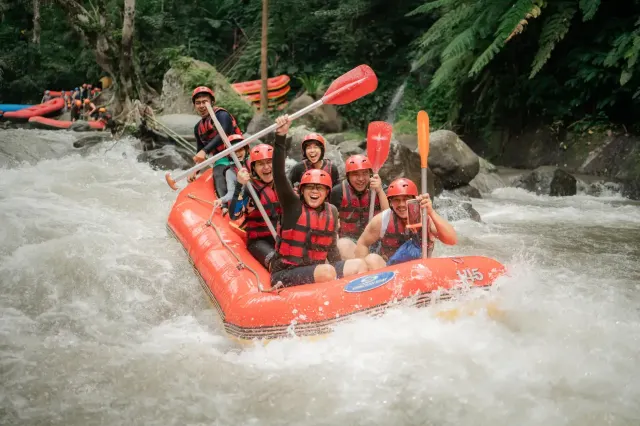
[355,178,457,268]
[330,154,389,259]
[188,86,243,198]
[269,115,369,288]
[70,100,83,122]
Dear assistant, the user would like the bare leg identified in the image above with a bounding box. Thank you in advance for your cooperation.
[337,238,357,260]
[364,253,386,271]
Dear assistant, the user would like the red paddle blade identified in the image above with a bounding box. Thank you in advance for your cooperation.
[417,110,430,168]
[366,121,393,172]
[322,65,378,105]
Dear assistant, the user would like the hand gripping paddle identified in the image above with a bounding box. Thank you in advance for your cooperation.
[366,121,392,222]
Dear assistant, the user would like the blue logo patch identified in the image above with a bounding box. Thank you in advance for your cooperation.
[344,271,396,293]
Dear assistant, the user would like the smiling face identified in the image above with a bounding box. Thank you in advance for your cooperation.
[234,146,247,161]
[253,159,273,183]
[193,94,214,117]
[347,170,371,192]
[304,141,323,164]
[302,184,329,208]
[389,195,414,220]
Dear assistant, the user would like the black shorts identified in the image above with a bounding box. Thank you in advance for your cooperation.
[270,261,346,288]
[247,238,275,269]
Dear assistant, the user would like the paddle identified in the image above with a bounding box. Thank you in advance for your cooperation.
[165,64,378,190]
[205,103,277,239]
[366,121,392,222]
[417,110,430,259]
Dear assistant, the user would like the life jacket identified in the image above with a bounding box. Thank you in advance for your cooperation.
[303,158,332,175]
[195,107,242,154]
[275,203,337,267]
[379,209,434,260]
[244,180,281,241]
[338,180,380,240]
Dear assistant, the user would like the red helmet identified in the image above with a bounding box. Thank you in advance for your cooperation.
[249,144,273,168]
[345,155,373,174]
[191,86,215,104]
[386,178,418,198]
[302,133,326,151]
[300,169,332,190]
[228,134,244,145]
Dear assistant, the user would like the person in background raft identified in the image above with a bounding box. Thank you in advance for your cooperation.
[213,134,249,214]
[70,100,82,122]
[330,154,389,260]
[188,86,243,198]
[82,98,96,119]
[288,132,340,190]
[354,178,457,269]
[229,143,281,269]
[270,115,370,288]
[40,90,51,104]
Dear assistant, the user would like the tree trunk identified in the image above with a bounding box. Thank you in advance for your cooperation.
[118,0,136,114]
[32,0,40,45]
[260,0,268,113]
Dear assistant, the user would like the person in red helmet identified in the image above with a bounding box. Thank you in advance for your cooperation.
[329,154,389,259]
[355,178,457,268]
[270,115,369,287]
[229,143,281,269]
[288,132,340,189]
[213,134,249,214]
[188,86,243,198]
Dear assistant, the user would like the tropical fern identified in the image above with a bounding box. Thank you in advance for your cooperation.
[468,0,542,76]
[441,27,476,61]
[529,1,577,78]
[578,0,600,21]
[406,0,457,17]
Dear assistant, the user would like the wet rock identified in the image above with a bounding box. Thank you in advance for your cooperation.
[375,140,443,198]
[512,166,577,196]
[73,133,112,148]
[155,114,199,137]
[336,140,364,157]
[433,198,481,222]
[576,179,622,196]
[396,134,418,150]
[287,94,343,133]
[137,146,191,170]
[69,121,93,132]
[479,157,498,173]
[469,172,506,194]
[451,185,482,199]
[426,130,480,189]
[324,133,347,145]
[246,113,275,144]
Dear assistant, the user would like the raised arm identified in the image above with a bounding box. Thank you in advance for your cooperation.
[273,115,302,228]
[419,194,457,245]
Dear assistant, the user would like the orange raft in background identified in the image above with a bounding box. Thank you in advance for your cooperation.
[28,116,106,131]
[167,169,507,341]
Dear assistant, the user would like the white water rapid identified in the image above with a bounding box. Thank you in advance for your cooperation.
[1,130,640,425]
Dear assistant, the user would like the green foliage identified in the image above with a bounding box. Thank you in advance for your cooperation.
[529,1,577,78]
[296,74,326,98]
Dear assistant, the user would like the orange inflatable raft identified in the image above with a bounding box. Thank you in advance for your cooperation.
[231,75,290,95]
[167,169,507,341]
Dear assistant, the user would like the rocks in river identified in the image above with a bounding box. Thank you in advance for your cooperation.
[155,114,199,137]
[245,113,275,144]
[287,94,343,133]
[512,166,577,196]
[336,140,364,157]
[433,198,482,222]
[423,130,480,189]
[451,185,482,199]
[73,133,113,148]
[375,140,443,198]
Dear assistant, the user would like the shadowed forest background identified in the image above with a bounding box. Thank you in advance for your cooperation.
[1,0,639,160]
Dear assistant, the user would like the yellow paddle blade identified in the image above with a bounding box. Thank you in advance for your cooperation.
[417,110,430,168]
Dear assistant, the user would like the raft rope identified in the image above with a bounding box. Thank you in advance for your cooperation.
[145,115,195,154]
[187,193,270,292]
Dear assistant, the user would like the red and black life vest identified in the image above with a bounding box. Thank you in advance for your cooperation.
[276,203,337,267]
[196,107,242,154]
[303,158,332,174]
[379,210,434,260]
[338,180,380,240]
[244,180,281,241]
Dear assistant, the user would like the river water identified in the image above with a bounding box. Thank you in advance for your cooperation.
[1,130,639,426]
